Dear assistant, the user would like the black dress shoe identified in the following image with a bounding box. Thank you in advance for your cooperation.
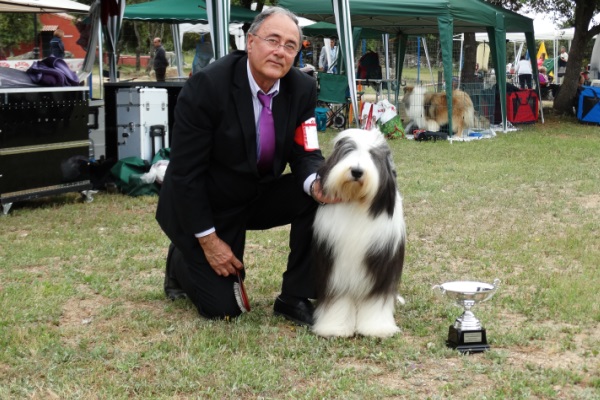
[164,273,188,301]
[164,244,188,301]
[273,295,314,327]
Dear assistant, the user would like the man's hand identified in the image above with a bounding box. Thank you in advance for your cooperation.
[310,178,342,204]
[198,233,243,277]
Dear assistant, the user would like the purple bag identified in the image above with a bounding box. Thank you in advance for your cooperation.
[26,57,79,87]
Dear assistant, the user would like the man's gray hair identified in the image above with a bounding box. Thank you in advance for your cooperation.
[247,6,303,44]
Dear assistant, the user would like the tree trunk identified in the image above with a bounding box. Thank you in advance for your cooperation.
[553,0,598,115]
[461,32,478,84]
[133,22,141,72]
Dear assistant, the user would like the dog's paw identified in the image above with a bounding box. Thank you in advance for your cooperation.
[312,323,355,338]
[426,120,441,132]
[356,324,401,338]
[396,294,406,305]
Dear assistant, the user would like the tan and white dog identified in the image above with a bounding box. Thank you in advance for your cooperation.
[403,85,476,137]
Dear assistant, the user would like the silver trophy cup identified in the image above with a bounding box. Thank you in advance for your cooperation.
[433,279,500,353]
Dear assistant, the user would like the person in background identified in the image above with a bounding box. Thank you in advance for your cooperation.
[537,53,546,69]
[574,70,591,114]
[318,37,338,74]
[558,46,568,83]
[294,39,311,68]
[579,70,591,87]
[538,66,550,99]
[192,36,214,75]
[295,40,315,76]
[156,7,335,327]
[153,37,169,82]
[50,28,65,58]
[515,55,533,89]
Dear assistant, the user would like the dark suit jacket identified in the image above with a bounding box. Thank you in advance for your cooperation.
[156,51,323,265]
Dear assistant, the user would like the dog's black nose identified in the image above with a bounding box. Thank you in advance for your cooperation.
[351,168,363,179]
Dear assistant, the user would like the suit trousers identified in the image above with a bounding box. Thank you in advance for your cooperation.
[166,174,318,319]
[155,67,166,82]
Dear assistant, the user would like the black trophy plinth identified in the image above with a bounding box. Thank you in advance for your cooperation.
[447,325,490,353]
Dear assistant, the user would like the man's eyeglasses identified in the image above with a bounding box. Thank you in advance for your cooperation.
[251,33,299,55]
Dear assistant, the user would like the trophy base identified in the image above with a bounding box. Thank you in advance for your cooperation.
[446,325,490,353]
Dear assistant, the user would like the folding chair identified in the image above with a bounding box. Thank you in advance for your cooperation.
[317,73,351,129]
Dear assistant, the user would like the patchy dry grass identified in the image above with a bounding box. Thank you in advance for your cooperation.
[1,112,599,399]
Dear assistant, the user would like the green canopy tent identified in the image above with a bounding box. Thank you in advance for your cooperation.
[303,21,385,40]
[304,21,401,105]
[280,0,538,133]
[123,0,256,24]
[124,0,257,75]
[303,20,387,72]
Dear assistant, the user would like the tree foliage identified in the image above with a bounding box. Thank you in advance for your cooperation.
[490,0,600,114]
[0,13,37,56]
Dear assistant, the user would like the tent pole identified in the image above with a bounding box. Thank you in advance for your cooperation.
[458,34,464,88]
[422,37,434,86]
[171,24,184,78]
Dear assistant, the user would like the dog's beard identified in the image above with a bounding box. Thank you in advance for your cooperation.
[323,167,378,205]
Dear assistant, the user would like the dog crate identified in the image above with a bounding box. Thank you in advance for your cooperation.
[577,86,600,124]
[505,89,538,124]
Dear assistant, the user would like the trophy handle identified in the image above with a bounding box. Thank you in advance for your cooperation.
[492,279,501,289]
[432,285,445,296]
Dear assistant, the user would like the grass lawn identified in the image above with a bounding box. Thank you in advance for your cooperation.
[1,111,599,399]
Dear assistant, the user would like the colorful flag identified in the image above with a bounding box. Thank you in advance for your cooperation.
[537,41,547,61]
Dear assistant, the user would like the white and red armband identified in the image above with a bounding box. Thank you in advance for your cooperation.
[294,117,320,151]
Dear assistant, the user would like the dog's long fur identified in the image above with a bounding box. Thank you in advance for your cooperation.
[403,85,475,137]
[312,129,406,338]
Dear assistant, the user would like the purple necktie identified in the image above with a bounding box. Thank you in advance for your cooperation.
[257,92,275,173]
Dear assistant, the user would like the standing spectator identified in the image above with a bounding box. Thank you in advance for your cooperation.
[318,37,338,74]
[558,46,568,82]
[515,55,533,89]
[192,36,214,75]
[50,28,65,58]
[538,66,550,99]
[153,37,169,82]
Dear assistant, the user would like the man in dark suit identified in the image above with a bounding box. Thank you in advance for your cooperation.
[153,37,169,82]
[156,7,333,326]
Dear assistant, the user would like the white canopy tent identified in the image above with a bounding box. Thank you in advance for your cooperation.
[0,0,89,13]
[179,22,246,51]
[476,25,574,94]
[476,28,574,44]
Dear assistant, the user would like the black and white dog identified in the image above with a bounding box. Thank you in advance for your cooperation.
[313,128,406,338]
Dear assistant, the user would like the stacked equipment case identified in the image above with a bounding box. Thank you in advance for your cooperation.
[0,87,93,214]
[116,87,169,162]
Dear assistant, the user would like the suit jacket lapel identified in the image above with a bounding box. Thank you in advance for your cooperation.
[232,58,259,169]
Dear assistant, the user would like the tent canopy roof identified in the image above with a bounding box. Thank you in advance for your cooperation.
[303,21,386,40]
[478,27,574,43]
[281,0,538,132]
[0,0,89,13]
[123,0,257,24]
[279,0,534,36]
